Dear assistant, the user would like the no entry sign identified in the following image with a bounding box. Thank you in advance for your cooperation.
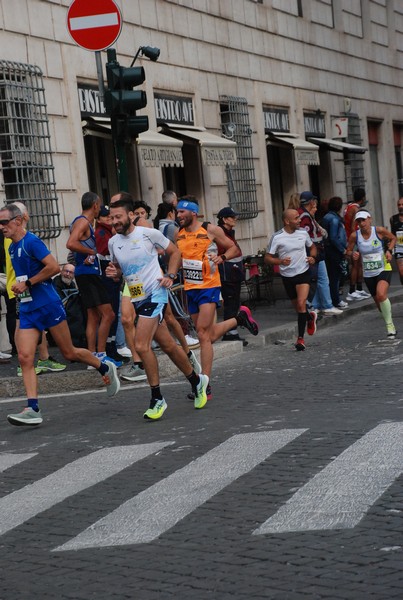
[67,0,122,52]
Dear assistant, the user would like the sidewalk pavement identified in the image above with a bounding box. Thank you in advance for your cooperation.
[1,275,402,399]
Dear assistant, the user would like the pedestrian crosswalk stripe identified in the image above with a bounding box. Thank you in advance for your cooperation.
[0,453,37,473]
[55,429,306,551]
[253,423,403,535]
[0,442,171,537]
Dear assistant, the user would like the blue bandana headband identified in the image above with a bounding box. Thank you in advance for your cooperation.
[177,200,199,213]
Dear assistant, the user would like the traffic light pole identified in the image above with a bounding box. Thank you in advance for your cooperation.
[114,136,129,191]
[106,49,128,191]
[105,48,150,192]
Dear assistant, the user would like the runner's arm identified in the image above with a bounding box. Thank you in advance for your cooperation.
[207,223,238,264]
[66,219,95,256]
[11,254,60,295]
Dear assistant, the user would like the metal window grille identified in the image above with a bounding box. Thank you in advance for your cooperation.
[0,60,61,239]
[220,95,258,220]
[344,114,366,202]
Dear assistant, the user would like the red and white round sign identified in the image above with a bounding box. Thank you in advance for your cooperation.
[67,0,122,52]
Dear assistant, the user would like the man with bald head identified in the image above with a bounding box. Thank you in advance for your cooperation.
[265,209,317,351]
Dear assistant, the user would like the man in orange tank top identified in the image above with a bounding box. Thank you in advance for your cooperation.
[177,199,259,405]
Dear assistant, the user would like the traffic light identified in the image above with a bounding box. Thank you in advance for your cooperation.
[105,51,149,142]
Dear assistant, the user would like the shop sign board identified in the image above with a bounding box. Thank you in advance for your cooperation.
[155,94,194,125]
[139,146,184,168]
[67,0,122,52]
[263,107,290,132]
[304,111,326,137]
[78,85,106,118]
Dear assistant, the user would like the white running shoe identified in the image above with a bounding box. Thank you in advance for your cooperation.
[103,360,120,397]
[346,291,365,302]
[188,350,202,375]
[117,346,132,358]
[336,301,349,308]
[322,307,343,316]
[184,335,200,348]
[356,290,371,298]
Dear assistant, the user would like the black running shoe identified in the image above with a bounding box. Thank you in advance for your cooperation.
[237,305,259,336]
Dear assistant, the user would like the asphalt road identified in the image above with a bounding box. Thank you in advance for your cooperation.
[1,307,403,600]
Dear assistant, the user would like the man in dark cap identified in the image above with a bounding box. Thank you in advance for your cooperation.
[216,207,247,345]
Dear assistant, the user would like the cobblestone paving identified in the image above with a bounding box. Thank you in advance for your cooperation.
[1,308,403,599]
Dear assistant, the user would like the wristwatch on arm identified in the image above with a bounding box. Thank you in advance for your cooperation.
[166,273,176,280]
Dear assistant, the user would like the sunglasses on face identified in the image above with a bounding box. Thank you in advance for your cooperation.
[0,216,18,226]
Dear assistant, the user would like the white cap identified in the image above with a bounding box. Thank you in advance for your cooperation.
[355,210,371,220]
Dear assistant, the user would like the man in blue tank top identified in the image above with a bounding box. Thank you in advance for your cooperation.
[67,192,116,365]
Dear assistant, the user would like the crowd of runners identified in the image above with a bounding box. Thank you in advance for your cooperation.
[0,188,401,426]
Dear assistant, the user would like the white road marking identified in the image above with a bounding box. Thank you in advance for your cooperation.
[69,13,119,31]
[254,422,403,535]
[374,354,403,365]
[0,443,171,537]
[0,453,36,472]
[55,429,306,551]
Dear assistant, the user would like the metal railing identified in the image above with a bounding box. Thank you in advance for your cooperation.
[0,60,60,239]
[220,95,258,220]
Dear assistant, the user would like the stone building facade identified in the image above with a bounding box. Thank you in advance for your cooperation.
[0,0,402,261]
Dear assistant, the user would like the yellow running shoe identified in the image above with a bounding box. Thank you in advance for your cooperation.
[194,374,209,409]
[144,398,167,420]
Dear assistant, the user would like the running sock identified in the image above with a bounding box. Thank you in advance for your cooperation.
[297,312,307,338]
[400,275,403,286]
[150,385,163,409]
[349,284,356,294]
[186,370,199,393]
[357,282,363,292]
[97,362,108,376]
[28,398,39,412]
[134,361,144,369]
[379,298,393,325]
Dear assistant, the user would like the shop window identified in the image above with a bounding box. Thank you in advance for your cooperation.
[0,60,60,239]
[220,96,258,220]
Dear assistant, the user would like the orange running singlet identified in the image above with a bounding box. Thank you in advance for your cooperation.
[177,222,222,290]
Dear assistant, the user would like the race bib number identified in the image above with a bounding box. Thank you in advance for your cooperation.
[16,275,33,303]
[363,252,383,272]
[182,259,203,285]
[125,274,145,301]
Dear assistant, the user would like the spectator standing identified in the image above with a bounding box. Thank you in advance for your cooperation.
[53,264,77,300]
[321,197,348,309]
[298,191,342,316]
[389,197,403,285]
[66,192,116,365]
[216,207,246,345]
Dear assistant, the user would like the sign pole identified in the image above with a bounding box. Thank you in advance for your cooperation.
[95,51,105,103]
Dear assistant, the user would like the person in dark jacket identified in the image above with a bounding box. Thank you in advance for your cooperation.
[321,196,348,309]
[216,207,246,345]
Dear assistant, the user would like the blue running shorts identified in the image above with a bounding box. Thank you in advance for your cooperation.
[186,287,221,315]
[19,301,67,330]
